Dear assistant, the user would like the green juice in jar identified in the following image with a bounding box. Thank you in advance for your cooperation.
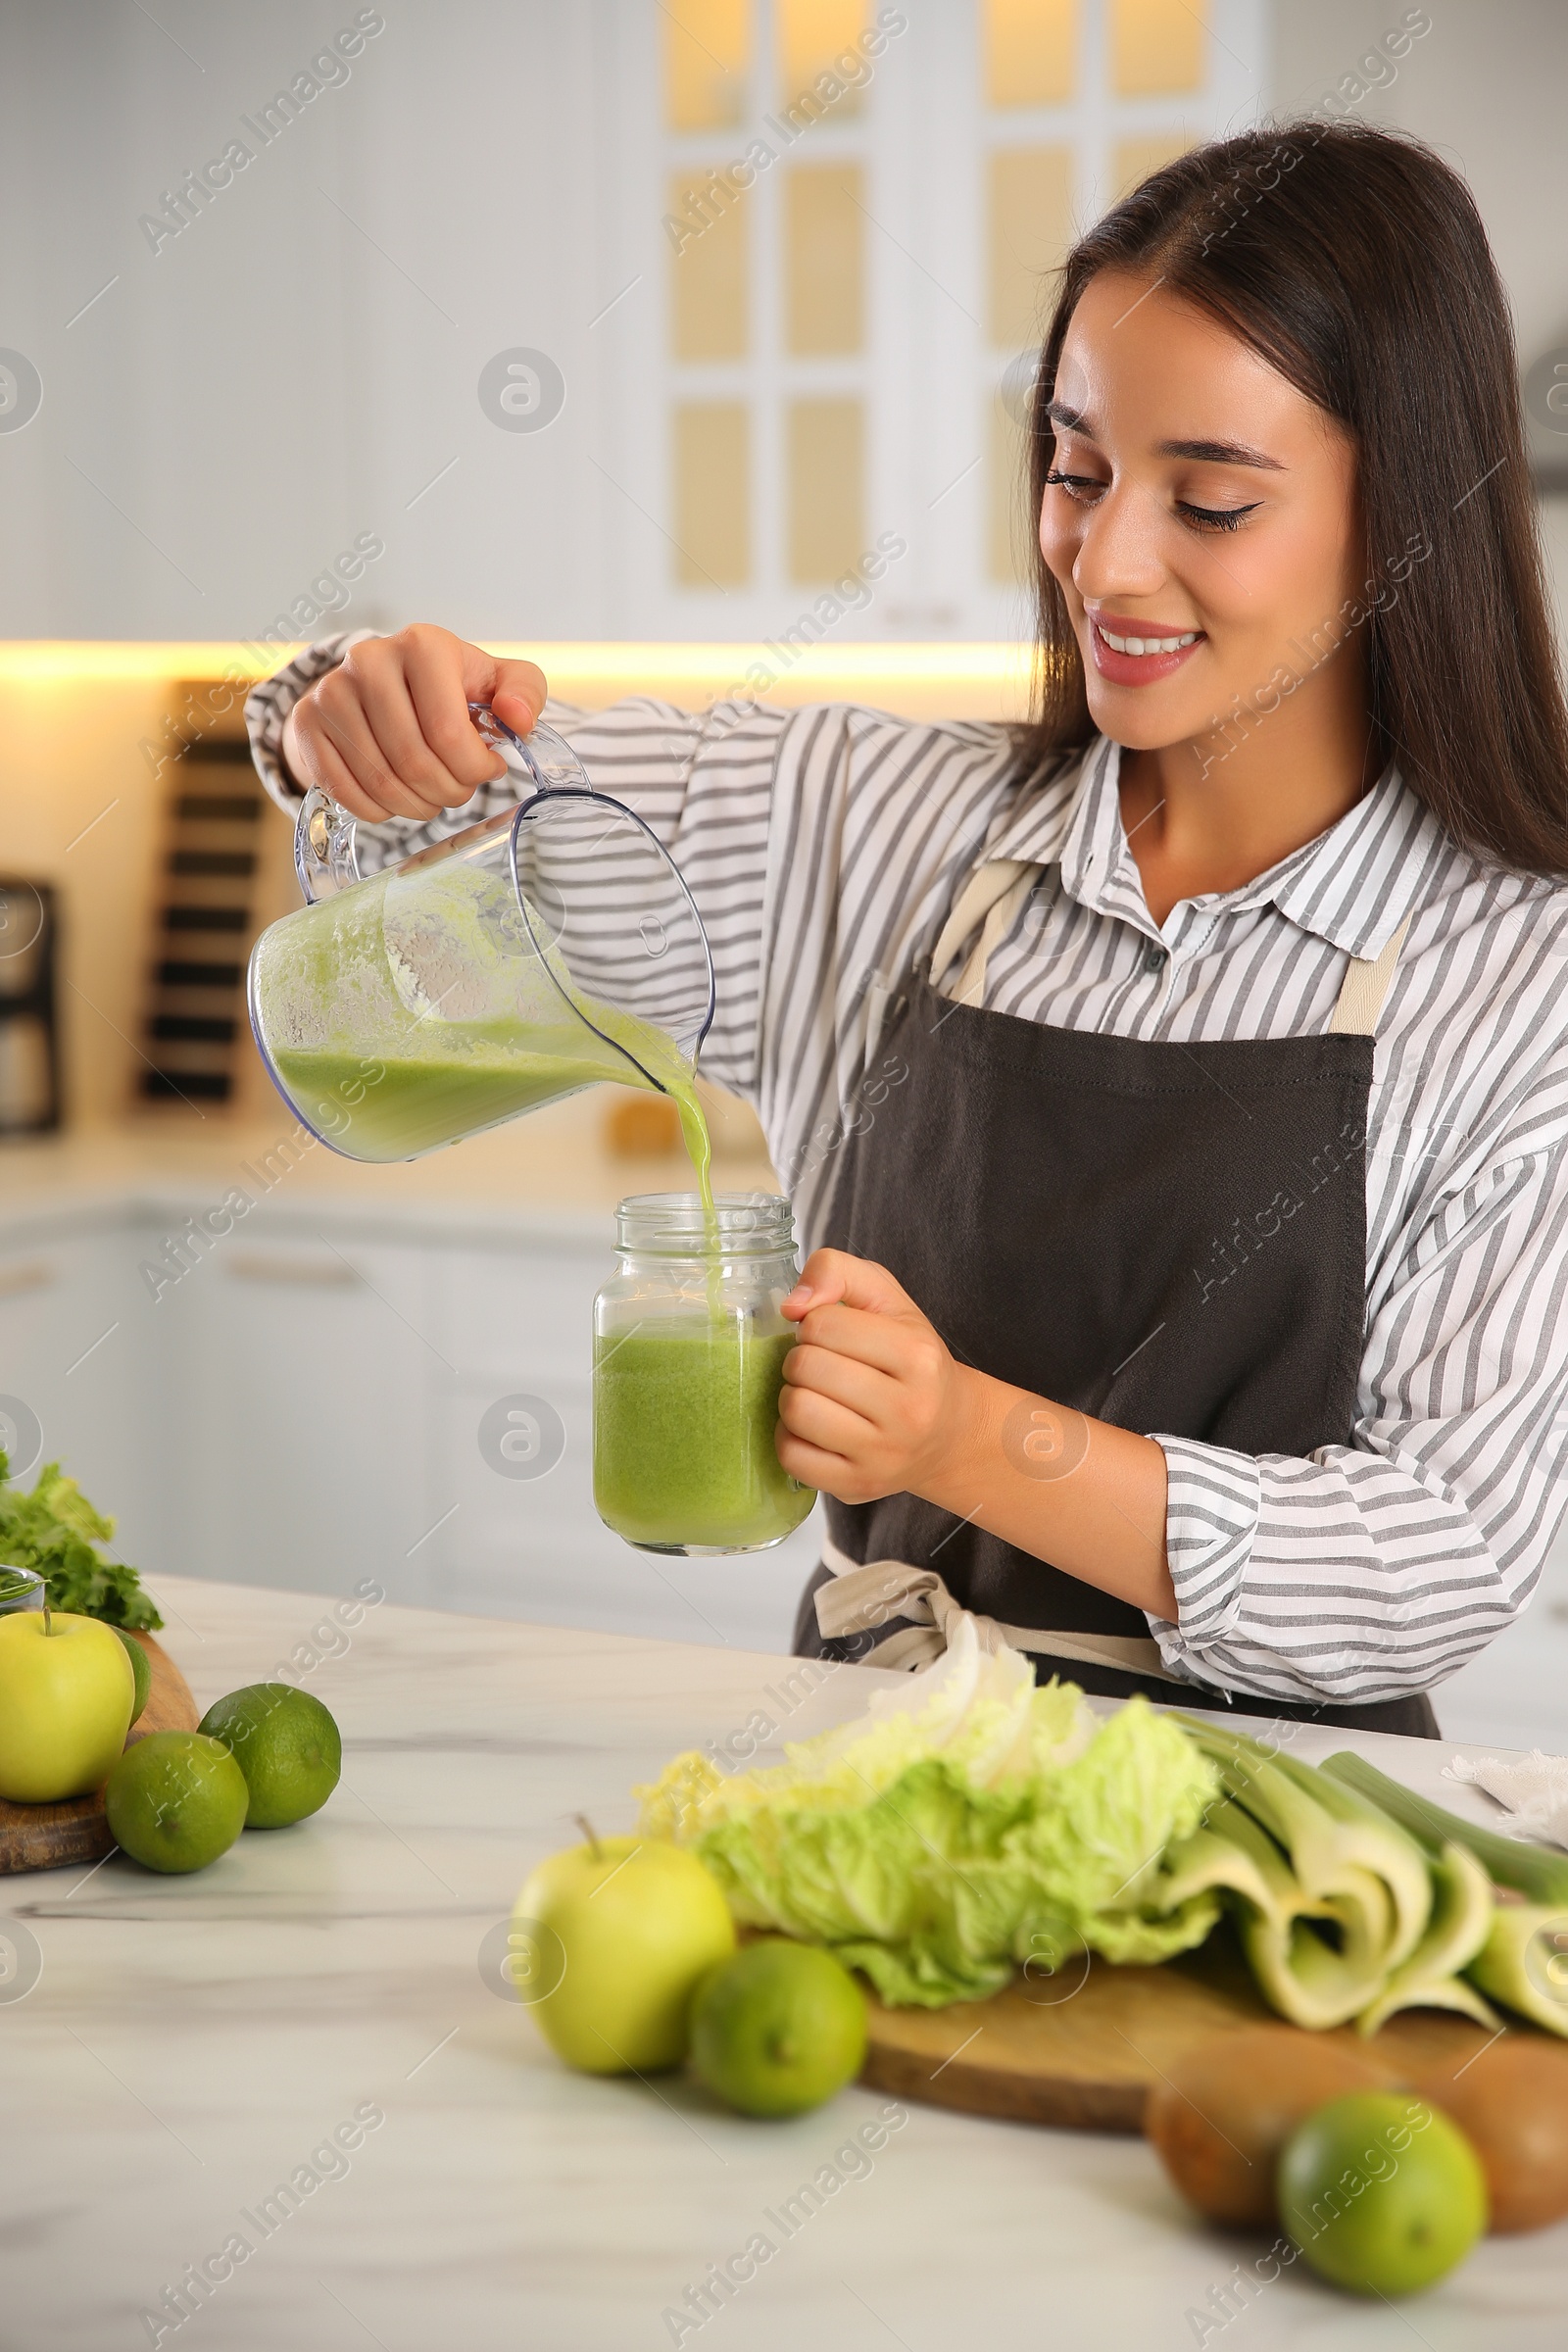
[594,1321,811,1553]
[593,1189,812,1555]
[590,1126,815,1556]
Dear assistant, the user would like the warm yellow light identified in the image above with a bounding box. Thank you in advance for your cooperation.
[502,643,1036,719]
[1111,0,1205,96]
[779,0,866,105]
[0,642,1037,720]
[0,643,308,684]
[663,0,751,130]
[499,640,1032,676]
[984,0,1075,108]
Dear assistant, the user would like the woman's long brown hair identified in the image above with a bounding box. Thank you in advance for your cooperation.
[1019,121,1568,875]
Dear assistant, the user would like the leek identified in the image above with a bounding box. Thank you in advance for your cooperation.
[1354,1843,1498,2036]
[1185,1727,1431,1968]
[1322,1751,1568,2038]
[1322,1751,1568,1903]
[1466,1904,1568,2038]
[1164,1721,1439,2030]
[1150,1802,1395,2025]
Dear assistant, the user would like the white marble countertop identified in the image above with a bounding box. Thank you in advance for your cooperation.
[2,1575,1563,2352]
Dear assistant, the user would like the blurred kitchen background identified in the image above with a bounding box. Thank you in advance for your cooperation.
[2,0,1567,1745]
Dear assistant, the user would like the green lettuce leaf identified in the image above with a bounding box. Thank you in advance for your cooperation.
[0,1452,163,1631]
[637,1625,1221,2006]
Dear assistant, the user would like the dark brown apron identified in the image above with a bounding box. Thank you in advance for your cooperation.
[791,859,1438,1740]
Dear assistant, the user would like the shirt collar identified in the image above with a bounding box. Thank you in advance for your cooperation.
[989,734,1443,958]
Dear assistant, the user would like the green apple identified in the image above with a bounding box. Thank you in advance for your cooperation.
[515,1835,736,2075]
[0,1610,136,1803]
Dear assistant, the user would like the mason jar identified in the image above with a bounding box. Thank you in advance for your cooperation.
[593,1192,815,1555]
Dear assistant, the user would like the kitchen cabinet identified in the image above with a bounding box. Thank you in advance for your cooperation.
[161,1233,433,1598]
[0,1212,171,1566]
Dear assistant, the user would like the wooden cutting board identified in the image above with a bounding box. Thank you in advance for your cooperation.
[0,1632,200,1876]
[860,1934,1512,2133]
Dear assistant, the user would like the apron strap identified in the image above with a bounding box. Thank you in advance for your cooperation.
[931,868,1412,1041]
[928,859,1041,1005]
[815,1535,1186,1681]
[1329,915,1410,1037]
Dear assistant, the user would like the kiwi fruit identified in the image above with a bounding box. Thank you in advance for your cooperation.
[1411,2038,1568,2233]
[1145,2025,1395,2228]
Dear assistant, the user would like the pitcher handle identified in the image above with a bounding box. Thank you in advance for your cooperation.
[292,704,590,905]
[294,786,362,905]
[467,701,592,795]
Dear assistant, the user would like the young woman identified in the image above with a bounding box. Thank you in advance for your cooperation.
[249,122,1568,1739]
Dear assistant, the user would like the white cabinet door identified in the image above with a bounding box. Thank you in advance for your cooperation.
[421,1233,637,1627]
[160,1230,433,1605]
[0,1215,171,1573]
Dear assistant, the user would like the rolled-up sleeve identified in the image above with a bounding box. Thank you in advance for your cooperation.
[245,632,370,807]
[1147,1118,1568,1707]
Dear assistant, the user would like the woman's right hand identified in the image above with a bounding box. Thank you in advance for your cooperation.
[280,622,548,821]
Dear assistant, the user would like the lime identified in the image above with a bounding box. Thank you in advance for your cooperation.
[113,1628,151,1726]
[199,1683,341,1829]
[690,1938,867,2118]
[1279,2091,1489,2296]
[105,1732,250,1874]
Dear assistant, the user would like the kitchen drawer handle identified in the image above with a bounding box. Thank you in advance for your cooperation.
[224,1252,362,1288]
[0,1260,56,1299]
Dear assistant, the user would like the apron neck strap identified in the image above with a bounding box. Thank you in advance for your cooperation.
[929,859,1040,1005]
[932,859,1413,1042]
[1329,915,1411,1037]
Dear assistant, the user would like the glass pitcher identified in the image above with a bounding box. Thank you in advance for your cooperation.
[247,707,714,1163]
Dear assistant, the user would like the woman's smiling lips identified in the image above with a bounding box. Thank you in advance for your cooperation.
[1088,610,1205,687]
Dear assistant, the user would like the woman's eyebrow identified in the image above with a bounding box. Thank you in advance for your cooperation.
[1047,404,1286,472]
[1156,436,1287,471]
[1047,400,1093,436]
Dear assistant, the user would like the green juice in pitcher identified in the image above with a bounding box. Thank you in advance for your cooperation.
[256,856,715,1202]
[272,1028,713,1194]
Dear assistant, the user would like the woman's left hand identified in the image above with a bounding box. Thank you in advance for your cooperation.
[776,1250,978,1503]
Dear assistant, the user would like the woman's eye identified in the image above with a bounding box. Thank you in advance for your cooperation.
[1177,500,1262,534]
[1044,468,1105,504]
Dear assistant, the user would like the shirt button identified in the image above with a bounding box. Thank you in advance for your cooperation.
[1144,945,1166,974]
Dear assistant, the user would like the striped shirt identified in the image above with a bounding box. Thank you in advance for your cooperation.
[248,639,1568,1708]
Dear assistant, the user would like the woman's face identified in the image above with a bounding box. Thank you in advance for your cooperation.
[1038,271,1364,756]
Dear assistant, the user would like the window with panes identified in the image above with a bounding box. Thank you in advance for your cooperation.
[650,1,1266,635]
